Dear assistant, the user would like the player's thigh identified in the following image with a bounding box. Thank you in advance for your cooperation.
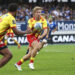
[31,40,39,50]
[38,42,43,49]
[0,48,12,56]
[28,46,33,54]
[23,46,33,58]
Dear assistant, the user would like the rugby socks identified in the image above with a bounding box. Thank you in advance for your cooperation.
[30,57,34,63]
[17,59,24,65]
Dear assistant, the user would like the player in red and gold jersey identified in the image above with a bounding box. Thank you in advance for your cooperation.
[5,28,21,48]
[15,6,47,71]
[0,3,31,68]
[6,28,14,38]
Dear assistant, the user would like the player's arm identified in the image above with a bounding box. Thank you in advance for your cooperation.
[52,22,57,33]
[38,19,47,39]
[52,26,57,33]
[26,19,33,33]
[46,26,50,39]
[10,18,32,36]
[12,27,31,36]
[40,28,47,38]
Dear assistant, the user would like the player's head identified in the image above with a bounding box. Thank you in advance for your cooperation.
[8,3,18,16]
[33,6,42,18]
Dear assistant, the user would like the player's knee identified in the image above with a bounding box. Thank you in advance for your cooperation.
[27,52,31,57]
[34,47,40,52]
[24,54,31,61]
[6,53,13,59]
[9,53,13,59]
[36,45,41,50]
[28,54,31,59]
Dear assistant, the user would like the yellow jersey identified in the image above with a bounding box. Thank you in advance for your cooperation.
[28,16,47,37]
[0,13,16,41]
[7,28,13,33]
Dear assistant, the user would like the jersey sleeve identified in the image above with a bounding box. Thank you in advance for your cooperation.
[42,19,47,29]
[9,17,16,28]
[28,19,33,29]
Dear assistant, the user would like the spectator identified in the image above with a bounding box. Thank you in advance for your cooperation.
[0,3,73,21]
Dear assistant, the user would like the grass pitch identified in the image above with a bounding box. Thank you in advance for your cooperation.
[0,44,75,75]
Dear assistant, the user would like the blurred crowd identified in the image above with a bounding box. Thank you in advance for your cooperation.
[0,3,75,22]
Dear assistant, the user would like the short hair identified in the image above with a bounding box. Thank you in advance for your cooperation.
[8,3,18,12]
[33,6,43,14]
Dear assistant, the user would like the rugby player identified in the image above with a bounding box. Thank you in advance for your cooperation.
[0,3,31,68]
[15,6,47,71]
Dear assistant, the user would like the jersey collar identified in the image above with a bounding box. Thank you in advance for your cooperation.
[33,16,42,20]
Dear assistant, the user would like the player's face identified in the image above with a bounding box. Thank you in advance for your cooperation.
[49,18,52,22]
[34,10,41,18]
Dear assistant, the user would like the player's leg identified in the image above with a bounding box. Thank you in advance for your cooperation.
[4,35,8,45]
[31,40,40,57]
[28,39,48,69]
[10,33,21,49]
[40,38,48,48]
[15,40,39,70]
[0,47,12,68]
[26,40,47,55]
[11,38,21,48]
[25,47,29,54]
[15,46,32,71]
[26,48,29,54]
[29,40,40,69]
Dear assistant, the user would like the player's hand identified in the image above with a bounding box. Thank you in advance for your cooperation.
[26,27,32,34]
[25,29,32,34]
[38,36,42,40]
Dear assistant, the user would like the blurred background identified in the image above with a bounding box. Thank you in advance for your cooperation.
[1,0,75,45]
[0,1,75,75]
[0,0,75,21]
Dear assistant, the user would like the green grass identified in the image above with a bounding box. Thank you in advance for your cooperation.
[0,44,75,75]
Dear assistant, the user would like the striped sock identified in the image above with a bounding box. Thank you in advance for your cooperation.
[30,57,34,63]
[17,59,24,65]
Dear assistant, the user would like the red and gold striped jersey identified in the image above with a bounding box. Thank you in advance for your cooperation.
[0,13,16,41]
[28,16,47,37]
